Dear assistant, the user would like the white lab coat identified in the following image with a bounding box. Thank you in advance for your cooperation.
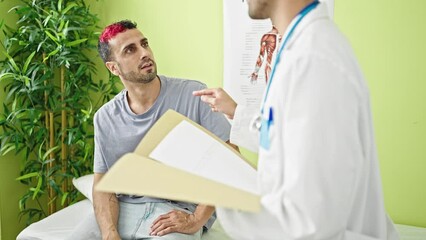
[230,104,260,153]
[217,3,399,240]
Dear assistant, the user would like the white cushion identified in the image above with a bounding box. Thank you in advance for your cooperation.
[72,174,94,202]
[395,224,426,240]
[16,199,93,240]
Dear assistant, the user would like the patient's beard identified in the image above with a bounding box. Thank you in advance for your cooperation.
[120,62,157,84]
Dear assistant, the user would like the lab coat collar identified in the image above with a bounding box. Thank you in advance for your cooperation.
[280,2,330,51]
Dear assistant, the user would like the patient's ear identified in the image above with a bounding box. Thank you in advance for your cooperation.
[106,61,120,76]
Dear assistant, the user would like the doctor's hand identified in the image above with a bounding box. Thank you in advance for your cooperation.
[149,209,202,236]
[193,88,237,119]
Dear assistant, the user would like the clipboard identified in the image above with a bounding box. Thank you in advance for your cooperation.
[96,110,260,212]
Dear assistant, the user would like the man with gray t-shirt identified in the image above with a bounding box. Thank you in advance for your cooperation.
[92,20,232,240]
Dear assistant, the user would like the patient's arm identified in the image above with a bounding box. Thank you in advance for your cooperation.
[93,173,121,240]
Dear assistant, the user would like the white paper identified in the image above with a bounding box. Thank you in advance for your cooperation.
[150,121,258,195]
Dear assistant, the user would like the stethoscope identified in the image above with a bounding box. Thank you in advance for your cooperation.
[250,0,320,132]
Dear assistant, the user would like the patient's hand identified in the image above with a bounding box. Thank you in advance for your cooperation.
[150,209,201,236]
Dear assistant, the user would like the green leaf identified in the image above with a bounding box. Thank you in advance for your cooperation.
[58,19,65,32]
[62,20,70,36]
[44,30,59,43]
[23,51,36,73]
[58,0,64,12]
[37,141,45,162]
[43,48,60,62]
[0,143,16,156]
[42,146,59,161]
[18,198,25,211]
[0,73,14,82]
[62,3,78,15]
[5,85,20,102]
[16,172,38,181]
[7,5,21,14]
[2,50,20,72]
[81,109,89,116]
[44,158,55,166]
[32,177,43,199]
[67,131,73,145]
[65,38,87,47]
[37,40,45,52]
[48,195,57,206]
[43,15,52,27]
[61,192,69,206]
[12,97,17,111]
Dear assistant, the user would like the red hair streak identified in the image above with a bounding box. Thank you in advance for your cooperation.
[99,24,127,43]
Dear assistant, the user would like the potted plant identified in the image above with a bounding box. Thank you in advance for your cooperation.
[0,0,118,224]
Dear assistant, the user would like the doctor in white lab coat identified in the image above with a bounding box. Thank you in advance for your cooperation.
[193,0,399,239]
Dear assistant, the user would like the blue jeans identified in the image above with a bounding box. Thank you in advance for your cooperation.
[118,202,202,240]
[67,201,202,240]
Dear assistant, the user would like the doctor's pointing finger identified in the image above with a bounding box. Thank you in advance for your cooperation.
[193,88,237,119]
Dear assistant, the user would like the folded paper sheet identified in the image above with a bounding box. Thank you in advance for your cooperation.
[96,110,261,212]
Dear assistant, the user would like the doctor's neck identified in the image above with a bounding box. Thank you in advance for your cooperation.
[270,0,315,35]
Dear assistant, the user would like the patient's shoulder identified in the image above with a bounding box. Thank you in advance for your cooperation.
[160,75,206,92]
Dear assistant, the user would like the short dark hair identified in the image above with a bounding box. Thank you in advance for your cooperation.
[98,20,137,63]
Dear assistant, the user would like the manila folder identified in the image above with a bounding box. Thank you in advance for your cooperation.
[96,110,260,212]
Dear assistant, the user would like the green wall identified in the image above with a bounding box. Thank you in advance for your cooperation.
[92,0,224,85]
[334,0,426,227]
[0,1,29,239]
[1,0,425,238]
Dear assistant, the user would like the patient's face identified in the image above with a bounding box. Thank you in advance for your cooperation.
[107,29,157,84]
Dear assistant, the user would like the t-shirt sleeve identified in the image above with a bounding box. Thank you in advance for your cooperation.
[93,111,108,173]
[195,84,232,142]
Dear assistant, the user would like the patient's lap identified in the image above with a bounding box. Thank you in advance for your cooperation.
[67,201,202,240]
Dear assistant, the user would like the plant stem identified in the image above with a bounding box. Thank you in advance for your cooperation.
[60,65,68,207]
[48,111,56,214]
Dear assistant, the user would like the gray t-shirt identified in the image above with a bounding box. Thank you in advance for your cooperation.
[93,75,231,230]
